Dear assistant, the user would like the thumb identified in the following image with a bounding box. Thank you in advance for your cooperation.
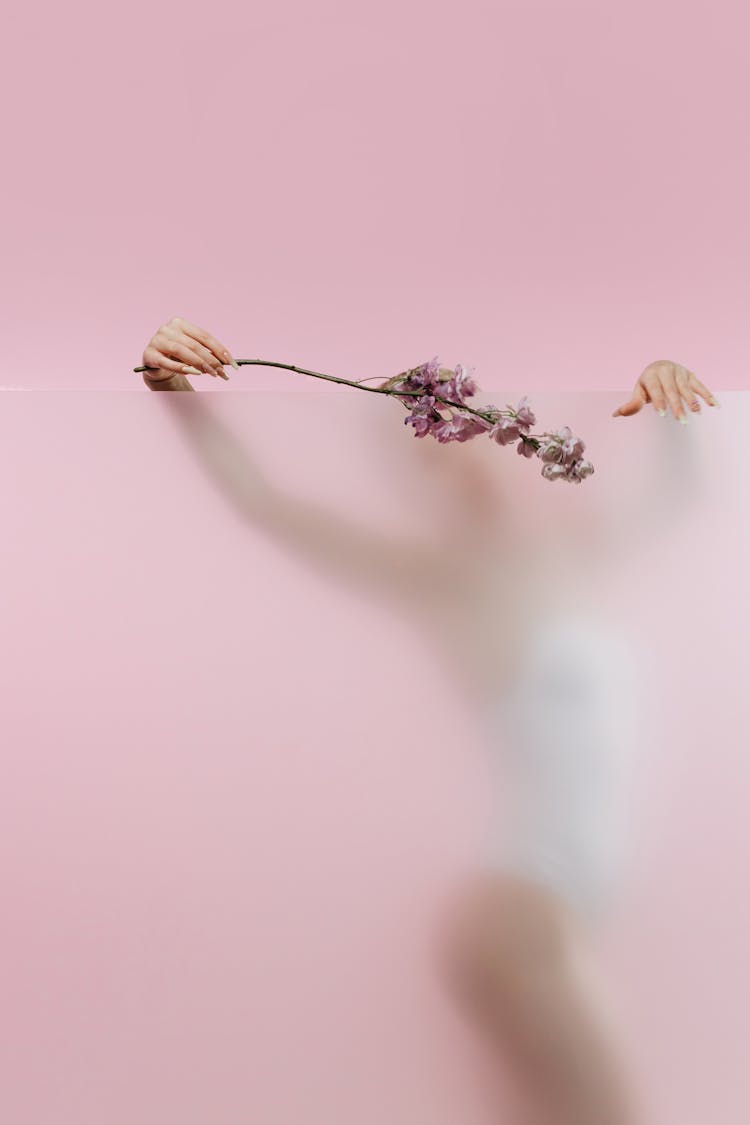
[612,385,647,418]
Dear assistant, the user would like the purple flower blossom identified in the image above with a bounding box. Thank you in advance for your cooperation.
[431,412,491,443]
[541,462,569,481]
[404,415,431,437]
[386,359,592,483]
[513,395,536,429]
[537,439,565,463]
[406,356,441,394]
[533,424,590,480]
[431,416,467,443]
[561,435,586,464]
[566,458,595,482]
[541,456,595,483]
[438,377,458,402]
[489,417,523,446]
[450,363,478,403]
[422,355,440,381]
[463,414,494,437]
[404,392,441,437]
[517,436,537,458]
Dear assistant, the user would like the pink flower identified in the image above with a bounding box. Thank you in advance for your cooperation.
[513,396,536,429]
[517,436,537,458]
[404,393,440,437]
[422,355,441,381]
[408,356,441,393]
[538,439,565,463]
[561,435,586,464]
[463,414,494,437]
[450,363,478,403]
[489,417,523,446]
[541,462,569,481]
[566,458,595,482]
[404,413,434,437]
[541,457,595,483]
[387,362,593,482]
[431,412,491,443]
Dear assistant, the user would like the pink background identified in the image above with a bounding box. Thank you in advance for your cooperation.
[3,0,750,1120]
[2,0,750,393]
[1,388,748,1123]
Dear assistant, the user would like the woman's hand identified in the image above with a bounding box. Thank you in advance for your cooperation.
[611,360,719,423]
[142,316,240,382]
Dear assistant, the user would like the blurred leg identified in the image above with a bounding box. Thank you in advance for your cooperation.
[442,871,640,1125]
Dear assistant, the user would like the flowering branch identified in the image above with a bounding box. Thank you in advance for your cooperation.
[134,355,594,484]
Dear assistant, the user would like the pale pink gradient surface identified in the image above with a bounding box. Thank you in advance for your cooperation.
[1,387,747,1123]
[3,0,750,1118]
[2,0,750,391]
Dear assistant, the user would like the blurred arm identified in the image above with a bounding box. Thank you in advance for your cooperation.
[591,411,706,563]
[143,372,468,606]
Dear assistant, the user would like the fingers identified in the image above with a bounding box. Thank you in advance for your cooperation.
[623,361,688,422]
[611,359,721,422]
[156,327,224,377]
[686,370,720,409]
[611,397,638,417]
[143,316,239,381]
[649,361,720,423]
[142,343,192,376]
[675,365,702,415]
[640,368,668,416]
[170,315,240,370]
[611,384,647,417]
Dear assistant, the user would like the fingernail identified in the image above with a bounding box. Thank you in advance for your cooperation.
[218,370,230,380]
[657,408,666,417]
[183,365,202,375]
[679,414,689,425]
[711,397,721,408]
[231,357,240,370]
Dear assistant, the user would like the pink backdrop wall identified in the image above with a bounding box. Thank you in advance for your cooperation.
[2,0,750,394]
[3,0,750,1121]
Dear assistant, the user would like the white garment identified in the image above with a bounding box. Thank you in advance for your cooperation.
[483,611,643,921]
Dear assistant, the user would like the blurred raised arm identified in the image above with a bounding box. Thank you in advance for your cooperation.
[140,318,473,610]
[591,359,717,561]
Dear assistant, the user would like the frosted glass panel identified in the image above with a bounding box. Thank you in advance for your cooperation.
[2,389,746,1124]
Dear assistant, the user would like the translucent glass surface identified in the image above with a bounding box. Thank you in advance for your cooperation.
[1,388,746,1123]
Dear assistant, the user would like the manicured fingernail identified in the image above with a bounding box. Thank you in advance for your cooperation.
[183,365,202,375]
[657,408,666,417]
[218,370,230,380]
[711,397,721,408]
[679,414,689,425]
[231,357,240,370]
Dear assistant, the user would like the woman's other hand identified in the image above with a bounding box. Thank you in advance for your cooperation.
[142,316,239,382]
[611,360,720,423]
